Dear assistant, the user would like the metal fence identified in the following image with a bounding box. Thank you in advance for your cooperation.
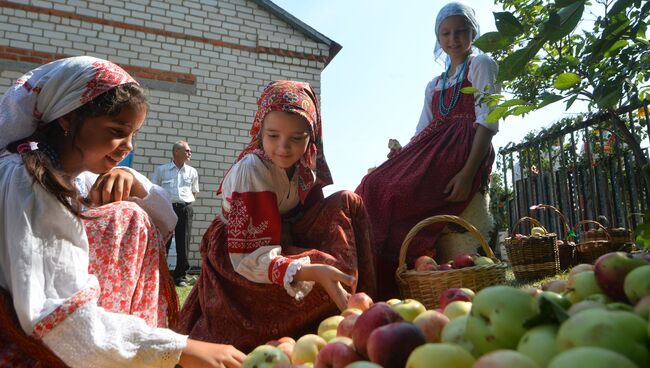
[498,103,650,240]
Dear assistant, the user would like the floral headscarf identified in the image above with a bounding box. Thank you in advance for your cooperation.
[0,56,137,150]
[235,80,333,203]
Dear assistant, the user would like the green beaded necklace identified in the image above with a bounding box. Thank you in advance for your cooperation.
[439,57,469,116]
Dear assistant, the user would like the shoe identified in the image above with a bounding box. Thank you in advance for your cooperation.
[174,279,189,287]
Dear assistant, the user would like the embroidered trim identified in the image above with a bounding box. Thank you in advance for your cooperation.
[32,285,100,338]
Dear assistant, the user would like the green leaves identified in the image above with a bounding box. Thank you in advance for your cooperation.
[553,73,581,90]
[474,32,515,53]
[494,12,524,37]
[593,80,624,109]
[460,86,480,94]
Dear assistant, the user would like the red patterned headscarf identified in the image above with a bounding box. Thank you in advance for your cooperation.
[237,80,333,203]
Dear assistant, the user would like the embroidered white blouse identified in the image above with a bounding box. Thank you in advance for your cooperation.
[0,152,186,367]
[219,153,315,299]
[415,53,501,136]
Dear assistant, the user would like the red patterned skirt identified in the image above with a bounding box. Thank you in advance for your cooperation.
[175,190,377,352]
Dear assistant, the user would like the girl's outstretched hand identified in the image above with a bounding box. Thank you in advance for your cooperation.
[89,168,147,205]
[444,170,473,202]
[295,264,355,311]
[178,339,246,368]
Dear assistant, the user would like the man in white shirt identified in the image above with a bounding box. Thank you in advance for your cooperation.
[152,140,200,286]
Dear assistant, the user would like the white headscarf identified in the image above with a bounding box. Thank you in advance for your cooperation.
[0,56,137,149]
[434,2,481,66]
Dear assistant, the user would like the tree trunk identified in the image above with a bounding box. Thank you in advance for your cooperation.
[610,111,650,205]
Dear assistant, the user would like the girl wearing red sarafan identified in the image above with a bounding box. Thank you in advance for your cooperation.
[176,80,377,351]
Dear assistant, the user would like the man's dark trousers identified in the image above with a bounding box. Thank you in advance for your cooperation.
[168,202,193,283]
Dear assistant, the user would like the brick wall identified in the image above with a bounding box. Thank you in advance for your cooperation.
[0,0,333,267]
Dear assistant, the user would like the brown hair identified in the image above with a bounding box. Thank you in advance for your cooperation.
[7,83,148,217]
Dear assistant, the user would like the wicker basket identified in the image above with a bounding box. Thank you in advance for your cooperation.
[504,216,560,282]
[529,204,576,270]
[574,220,621,264]
[395,215,507,310]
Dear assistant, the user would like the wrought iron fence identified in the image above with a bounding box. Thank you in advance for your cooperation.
[498,103,650,241]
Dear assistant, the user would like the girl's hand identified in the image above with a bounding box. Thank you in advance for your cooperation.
[444,170,473,202]
[89,168,147,205]
[295,264,355,311]
[178,339,246,368]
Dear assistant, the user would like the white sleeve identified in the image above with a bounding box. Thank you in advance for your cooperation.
[0,156,186,367]
[469,54,500,132]
[220,155,314,299]
[414,79,437,138]
[191,167,200,194]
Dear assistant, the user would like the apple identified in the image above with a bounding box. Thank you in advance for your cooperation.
[242,345,290,368]
[347,292,374,311]
[291,334,327,365]
[366,322,426,368]
[276,341,294,360]
[336,313,359,338]
[320,329,337,342]
[314,341,361,368]
[278,336,296,344]
[328,336,353,346]
[530,226,546,236]
[594,251,648,302]
[623,264,650,304]
[386,298,402,305]
[521,287,542,297]
[345,362,382,368]
[391,299,426,322]
[405,343,475,368]
[517,324,559,367]
[438,288,475,310]
[541,279,567,293]
[351,302,404,358]
[412,310,449,343]
[567,300,606,316]
[414,255,437,271]
[265,339,280,347]
[473,349,539,368]
[556,308,649,367]
[318,315,344,337]
[633,295,650,320]
[566,264,594,287]
[631,251,650,263]
[465,286,539,355]
[473,256,495,266]
[548,347,638,368]
[440,315,474,354]
[566,270,604,303]
[539,291,571,310]
[341,307,363,318]
[443,300,472,320]
[453,254,475,269]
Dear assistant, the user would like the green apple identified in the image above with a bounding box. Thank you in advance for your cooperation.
[548,347,637,368]
[567,300,606,316]
[566,271,604,304]
[624,264,650,304]
[346,361,382,368]
[443,301,472,320]
[466,286,539,355]
[320,329,337,342]
[242,345,290,368]
[317,315,344,337]
[386,298,402,305]
[473,349,539,368]
[556,308,649,367]
[473,256,495,266]
[391,299,426,322]
[538,291,571,310]
[530,226,547,236]
[291,334,327,365]
[517,324,559,367]
[405,343,475,368]
[440,315,475,354]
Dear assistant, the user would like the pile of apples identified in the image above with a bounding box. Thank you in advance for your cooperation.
[241,250,650,368]
[413,253,495,272]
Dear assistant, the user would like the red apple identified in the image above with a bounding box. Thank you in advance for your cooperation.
[453,254,475,269]
[366,322,426,368]
[633,295,650,320]
[414,255,438,271]
[542,279,567,294]
[594,251,648,302]
[438,288,475,310]
[351,302,404,358]
[276,341,294,360]
[347,292,374,311]
[474,349,539,367]
[438,263,453,270]
[265,339,280,347]
[314,341,361,368]
[522,287,543,297]
[336,313,359,338]
[412,310,450,343]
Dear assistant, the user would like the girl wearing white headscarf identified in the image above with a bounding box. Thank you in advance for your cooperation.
[0,56,244,367]
[356,2,500,299]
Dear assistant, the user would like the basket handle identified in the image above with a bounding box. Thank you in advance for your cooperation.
[397,215,496,272]
[529,204,571,234]
[510,216,546,238]
[573,220,611,240]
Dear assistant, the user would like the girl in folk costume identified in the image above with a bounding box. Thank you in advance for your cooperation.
[356,2,500,299]
[176,80,377,351]
[0,56,245,368]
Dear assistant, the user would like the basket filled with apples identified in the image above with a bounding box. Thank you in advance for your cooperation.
[504,216,560,281]
[529,203,577,270]
[573,219,624,264]
[395,215,506,310]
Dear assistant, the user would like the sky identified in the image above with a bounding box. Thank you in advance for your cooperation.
[272,0,588,195]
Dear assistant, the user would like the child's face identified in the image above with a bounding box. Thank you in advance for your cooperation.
[60,104,146,175]
[261,111,311,172]
[438,15,474,64]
